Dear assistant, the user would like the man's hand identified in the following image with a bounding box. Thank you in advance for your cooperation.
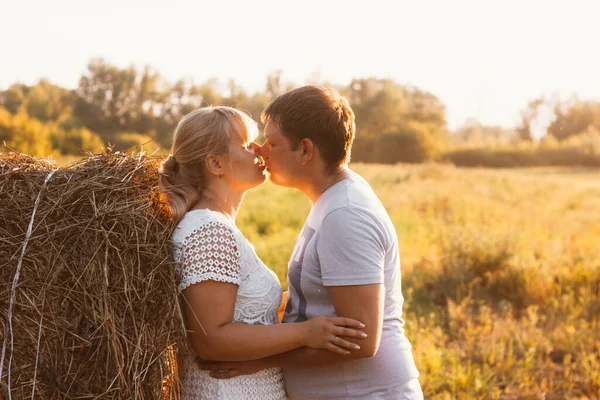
[195,357,266,379]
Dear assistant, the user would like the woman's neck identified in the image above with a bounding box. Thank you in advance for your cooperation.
[192,185,245,221]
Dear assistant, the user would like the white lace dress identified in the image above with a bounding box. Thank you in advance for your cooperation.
[171,209,286,400]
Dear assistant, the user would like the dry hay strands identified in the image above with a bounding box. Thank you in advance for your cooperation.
[0,150,187,399]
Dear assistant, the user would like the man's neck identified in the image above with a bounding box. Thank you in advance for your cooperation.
[302,165,352,204]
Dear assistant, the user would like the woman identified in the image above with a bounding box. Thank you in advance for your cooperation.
[158,106,366,399]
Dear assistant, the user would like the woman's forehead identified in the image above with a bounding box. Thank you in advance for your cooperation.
[231,119,256,143]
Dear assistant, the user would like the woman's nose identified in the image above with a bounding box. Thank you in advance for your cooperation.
[250,142,263,156]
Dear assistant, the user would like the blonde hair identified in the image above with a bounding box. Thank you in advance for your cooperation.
[158,106,258,222]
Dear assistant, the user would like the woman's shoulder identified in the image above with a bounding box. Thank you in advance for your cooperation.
[172,209,238,243]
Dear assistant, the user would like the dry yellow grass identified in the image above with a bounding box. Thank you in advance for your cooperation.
[39,156,600,398]
[238,163,600,399]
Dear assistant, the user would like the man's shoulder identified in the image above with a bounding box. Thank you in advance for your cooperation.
[322,177,393,234]
[340,176,386,216]
[320,174,376,206]
[310,173,389,229]
[321,204,385,232]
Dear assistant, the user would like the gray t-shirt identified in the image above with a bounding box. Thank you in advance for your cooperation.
[282,174,420,399]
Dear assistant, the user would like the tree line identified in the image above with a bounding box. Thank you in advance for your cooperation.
[1,58,599,166]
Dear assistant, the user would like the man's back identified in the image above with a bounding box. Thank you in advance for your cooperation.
[283,173,421,399]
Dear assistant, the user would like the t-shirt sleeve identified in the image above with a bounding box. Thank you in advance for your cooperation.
[177,221,242,292]
[316,207,388,286]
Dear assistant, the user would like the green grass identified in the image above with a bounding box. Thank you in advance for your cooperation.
[237,163,600,399]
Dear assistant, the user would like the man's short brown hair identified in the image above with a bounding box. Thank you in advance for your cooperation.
[261,85,356,171]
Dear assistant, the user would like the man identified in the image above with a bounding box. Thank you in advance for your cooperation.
[200,85,423,399]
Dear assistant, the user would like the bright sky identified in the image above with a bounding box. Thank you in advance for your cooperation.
[1,0,598,132]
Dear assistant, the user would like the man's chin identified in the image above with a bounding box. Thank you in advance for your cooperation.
[265,169,293,187]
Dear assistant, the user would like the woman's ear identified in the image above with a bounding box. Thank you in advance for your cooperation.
[299,138,314,165]
[205,154,225,178]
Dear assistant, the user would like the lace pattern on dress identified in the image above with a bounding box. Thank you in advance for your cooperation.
[178,221,241,292]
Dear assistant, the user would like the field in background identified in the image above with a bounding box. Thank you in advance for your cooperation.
[238,163,600,399]
[49,154,599,399]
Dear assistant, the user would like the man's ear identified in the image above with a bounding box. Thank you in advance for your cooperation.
[205,154,225,177]
[299,138,314,165]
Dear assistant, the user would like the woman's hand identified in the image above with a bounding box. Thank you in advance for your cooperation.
[302,316,367,355]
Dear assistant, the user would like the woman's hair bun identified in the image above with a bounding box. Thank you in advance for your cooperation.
[160,154,179,175]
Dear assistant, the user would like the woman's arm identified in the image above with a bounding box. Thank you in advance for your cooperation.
[178,221,365,362]
[181,280,366,362]
[196,282,385,380]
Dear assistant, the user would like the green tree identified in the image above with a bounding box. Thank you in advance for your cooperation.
[454,119,518,146]
[347,78,447,138]
[265,70,285,99]
[548,98,600,141]
[346,78,447,162]
[2,111,53,156]
[404,86,447,128]
[0,84,28,114]
[376,121,444,163]
[51,126,104,155]
[75,58,144,138]
[24,79,74,122]
[517,97,548,141]
[132,65,161,135]
[0,108,13,143]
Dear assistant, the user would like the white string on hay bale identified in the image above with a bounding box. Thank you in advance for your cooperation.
[0,150,187,399]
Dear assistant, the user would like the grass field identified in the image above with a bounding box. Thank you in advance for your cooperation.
[49,155,599,399]
[237,163,600,399]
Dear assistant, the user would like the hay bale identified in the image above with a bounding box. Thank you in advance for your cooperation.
[0,151,187,399]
